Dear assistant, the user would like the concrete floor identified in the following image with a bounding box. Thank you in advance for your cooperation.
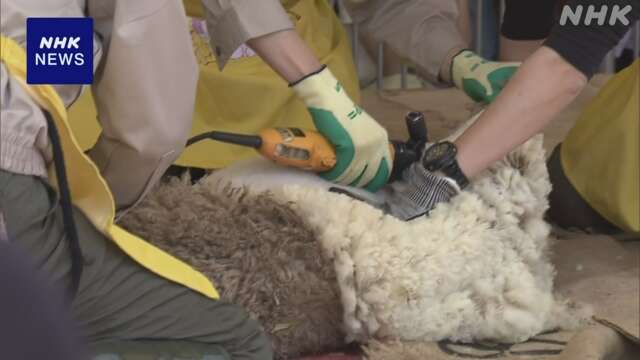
[360,74,612,155]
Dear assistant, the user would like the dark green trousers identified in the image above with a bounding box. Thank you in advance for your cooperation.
[0,170,272,360]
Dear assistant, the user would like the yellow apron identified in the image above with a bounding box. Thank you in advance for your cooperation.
[0,35,219,299]
[68,0,360,169]
[561,59,640,233]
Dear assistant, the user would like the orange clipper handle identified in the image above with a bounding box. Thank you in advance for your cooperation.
[258,128,396,173]
[257,128,337,172]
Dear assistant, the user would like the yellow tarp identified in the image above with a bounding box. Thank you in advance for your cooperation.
[68,0,360,169]
[1,35,219,300]
[562,60,640,233]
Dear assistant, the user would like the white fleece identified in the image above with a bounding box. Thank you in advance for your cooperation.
[205,116,586,344]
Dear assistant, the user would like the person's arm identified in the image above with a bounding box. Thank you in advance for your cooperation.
[246,30,391,191]
[346,0,468,84]
[88,1,197,210]
[499,0,556,61]
[455,46,587,177]
[375,0,640,221]
[457,0,640,177]
[201,0,295,70]
[246,30,321,83]
[345,0,519,103]
[202,0,392,191]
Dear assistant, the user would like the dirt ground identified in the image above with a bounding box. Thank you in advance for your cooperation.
[360,75,612,153]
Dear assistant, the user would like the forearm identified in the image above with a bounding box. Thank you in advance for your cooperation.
[349,0,467,84]
[455,46,587,178]
[247,30,322,83]
[89,1,197,210]
[201,0,293,70]
[499,36,543,62]
[455,0,638,178]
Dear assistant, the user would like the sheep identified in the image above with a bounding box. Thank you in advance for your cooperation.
[122,114,588,358]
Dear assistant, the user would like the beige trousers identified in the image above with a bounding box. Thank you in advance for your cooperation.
[1,0,197,210]
[346,0,469,83]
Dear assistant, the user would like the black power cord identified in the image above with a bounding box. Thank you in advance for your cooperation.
[187,131,262,148]
[44,110,83,296]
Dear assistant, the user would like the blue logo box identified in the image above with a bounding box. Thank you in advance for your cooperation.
[26,17,93,84]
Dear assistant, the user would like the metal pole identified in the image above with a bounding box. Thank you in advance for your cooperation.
[474,0,484,57]
[377,42,384,90]
[401,64,408,89]
[600,51,616,74]
[634,20,640,59]
[352,20,360,73]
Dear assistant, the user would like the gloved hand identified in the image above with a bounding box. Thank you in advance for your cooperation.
[330,145,461,221]
[451,50,519,103]
[380,160,460,221]
[292,66,392,192]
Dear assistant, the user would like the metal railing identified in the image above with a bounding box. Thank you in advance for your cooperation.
[475,0,486,58]
[336,0,640,89]
[635,20,640,59]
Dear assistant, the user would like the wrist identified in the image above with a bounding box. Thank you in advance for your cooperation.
[288,60,324,83]
[247,29,323,84]
[422,141,470,190]
[290,65,349,107]
[451,50,482,89]
[440,46,468,84]
[288,65,327,87]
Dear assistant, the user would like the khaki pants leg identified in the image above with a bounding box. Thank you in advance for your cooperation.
[0,170,272,360]
[348,0,467,83]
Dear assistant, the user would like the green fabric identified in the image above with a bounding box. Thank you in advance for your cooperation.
[461,66,518,103]
[364,158,390,192]
[0,170,272,360]
[452,50,519,104]
[308,107,390,192]
[348,166,367,187]
[293,67,391,192]
[93,340,229,360]
[308,107,354,182]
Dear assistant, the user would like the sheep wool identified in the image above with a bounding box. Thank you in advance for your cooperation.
[206,125,587,344]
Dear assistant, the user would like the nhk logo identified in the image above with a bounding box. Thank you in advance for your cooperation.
[559,4,633,26]
[27,17,93,84]
[36,37,85,66]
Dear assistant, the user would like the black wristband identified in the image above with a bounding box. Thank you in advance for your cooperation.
[288,64,327,87]
[445,161,469,190]
[448,48,472,85]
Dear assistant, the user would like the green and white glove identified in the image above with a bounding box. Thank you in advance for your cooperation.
[452,50,520,103]
[381,160,460,221]
[329,147,461,221]
[292,66,392,192]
